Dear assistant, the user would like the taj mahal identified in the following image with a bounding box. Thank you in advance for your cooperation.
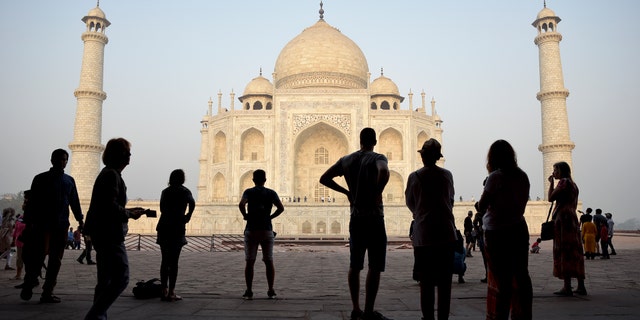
[69,3,574,237]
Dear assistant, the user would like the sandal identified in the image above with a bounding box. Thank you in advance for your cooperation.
[169,294,182,301]
[160,287,169,301]
[553,288,573,296]
[573,288,587,296]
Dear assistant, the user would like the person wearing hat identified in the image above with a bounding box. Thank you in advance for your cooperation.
[405,138,457,320]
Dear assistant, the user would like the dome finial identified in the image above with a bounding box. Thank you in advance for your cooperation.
[259,67,263,76]
[544,0,547,8]
[97,0,100,7]
[380,67,384,76]
[319,1,324,20]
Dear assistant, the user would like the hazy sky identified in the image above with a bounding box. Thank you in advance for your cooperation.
[1,1,639,222]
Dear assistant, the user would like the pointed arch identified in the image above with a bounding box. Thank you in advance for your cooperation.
[378,127,403,161]
[416,131,430,166]
[213,131,227,163]
[294,122,348,201]
[302,221,312,234]
[317,221,327,234]
[213,173,227,202]
[253,101,263,110]
[384,171,404,203]
[371,102,378,110]
[239,170,255,197]
[331,220,341,234]
[380,101,390,110]
[266,102,273,110]
[240,128,264,161]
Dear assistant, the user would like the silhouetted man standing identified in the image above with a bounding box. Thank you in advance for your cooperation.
[320,127,390,320]
[238,169,284,300]
[21,149,84,303]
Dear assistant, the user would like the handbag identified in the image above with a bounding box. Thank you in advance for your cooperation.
[540,202,555,241]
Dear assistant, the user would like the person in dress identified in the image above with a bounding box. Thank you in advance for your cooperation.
[548,161,587,296]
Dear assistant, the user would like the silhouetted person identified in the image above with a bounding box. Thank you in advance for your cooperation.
[77,225,95,265]
[20,148,84,303]
[238,169,284,300]
[605,213,617,255]
[593,208,609,259]
[320,127,390,320]
[84,138,146,320]
[405,138,457,320]
[157,169,195,301]
[477,140,533,319]
[549,161,587,296]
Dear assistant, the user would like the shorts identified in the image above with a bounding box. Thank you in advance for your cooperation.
[244,230,275,261]
[349,215,387,272]
[465,231,474,244]
[413,244,455,284]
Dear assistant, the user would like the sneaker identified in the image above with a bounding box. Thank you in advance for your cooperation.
[40,295,61,303]
[362,310,392,320]
[242,290,253,300]
[267,289,277,299]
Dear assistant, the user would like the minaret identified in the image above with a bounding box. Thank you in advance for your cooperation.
[69,4,110,203]
[532,4,575,199]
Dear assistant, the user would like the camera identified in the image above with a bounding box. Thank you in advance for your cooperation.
[145,209,157,218]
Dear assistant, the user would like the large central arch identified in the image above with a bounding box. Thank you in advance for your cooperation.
[293,122,349,202]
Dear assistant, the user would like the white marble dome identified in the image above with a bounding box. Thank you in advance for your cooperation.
[274,19,369,90]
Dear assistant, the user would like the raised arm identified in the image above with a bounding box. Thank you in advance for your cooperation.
[319,162,350,198]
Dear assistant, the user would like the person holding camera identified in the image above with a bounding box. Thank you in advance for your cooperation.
[156,169,195,302]
[84,138,147,320]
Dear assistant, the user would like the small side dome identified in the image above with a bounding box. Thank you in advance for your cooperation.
[242,75,273,96]
[370,75,399,96]
[536,7,556,20]
[87,6,107,19]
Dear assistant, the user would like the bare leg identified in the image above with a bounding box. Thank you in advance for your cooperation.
[245,259,256,292]
[348,267,362,313]
[265,260,275,290]
[364,269,381,314]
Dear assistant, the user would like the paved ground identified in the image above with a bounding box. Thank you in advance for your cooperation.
[0,235,639,319]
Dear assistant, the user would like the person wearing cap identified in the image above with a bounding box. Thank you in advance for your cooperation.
[405,138,457,320]
[476,140,533,319]
[320,127,390,320]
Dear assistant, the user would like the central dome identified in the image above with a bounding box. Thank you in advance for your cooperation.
[274,19,369,90]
